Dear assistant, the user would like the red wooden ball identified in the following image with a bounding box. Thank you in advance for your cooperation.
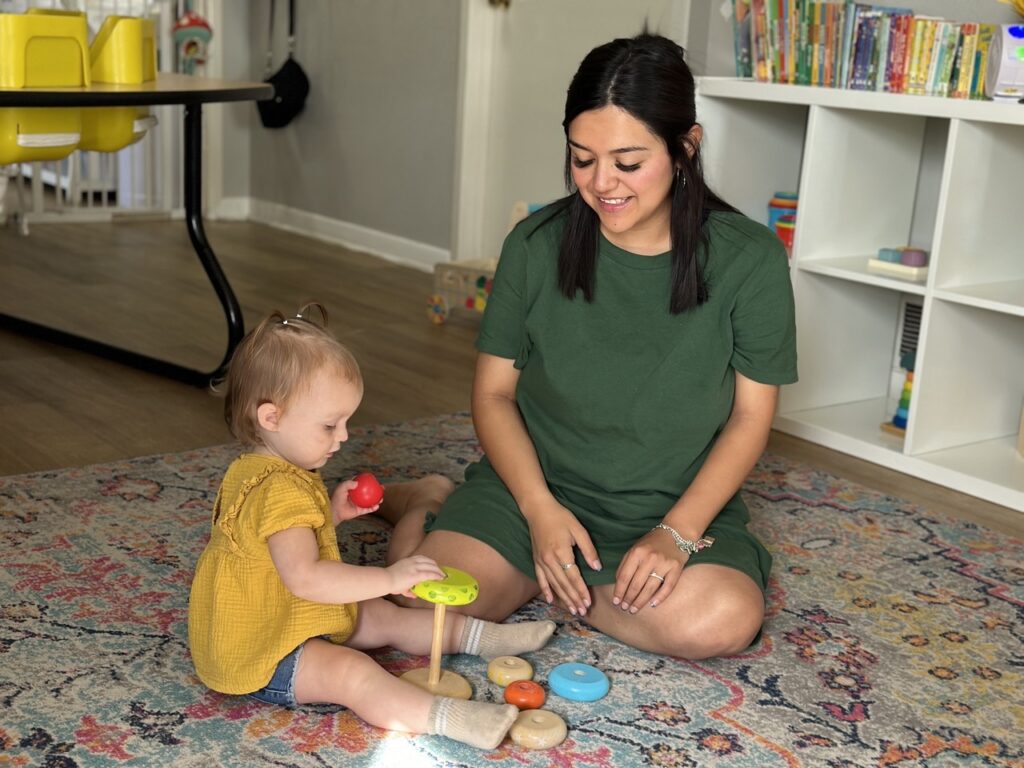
[504,680,546,710]
[348,473,384,507]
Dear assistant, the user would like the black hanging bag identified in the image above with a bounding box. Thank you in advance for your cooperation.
[258,0,309,129]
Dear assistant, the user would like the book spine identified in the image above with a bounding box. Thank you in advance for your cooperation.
[797,0,810,85]
[971,23,996,99]
[954,23,978,99]
[937,23,959,98]
[851,13,877,90]
[733,0,754,77]
[922,20,943,96]
[832,3,847,88]
[906,17,926,95]
[872,11,891,91]
[895,13,914,93]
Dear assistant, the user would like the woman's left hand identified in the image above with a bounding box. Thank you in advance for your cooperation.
[330,480,381,525]
[613,529,686,614]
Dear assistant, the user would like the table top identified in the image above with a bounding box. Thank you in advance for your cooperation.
[0,73,273,107]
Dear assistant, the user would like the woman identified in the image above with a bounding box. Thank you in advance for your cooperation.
[383,33,796,660]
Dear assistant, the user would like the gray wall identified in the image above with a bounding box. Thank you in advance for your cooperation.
[695,1,1022,76]
[246,0,460,250]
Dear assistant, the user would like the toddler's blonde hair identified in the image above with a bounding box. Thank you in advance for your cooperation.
[221,302,362,446]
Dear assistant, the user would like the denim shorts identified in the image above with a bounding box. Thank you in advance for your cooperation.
[249,642,304,707]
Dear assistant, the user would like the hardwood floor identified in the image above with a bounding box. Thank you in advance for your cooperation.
[1,218,1019,539]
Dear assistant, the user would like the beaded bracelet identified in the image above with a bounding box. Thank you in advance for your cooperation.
[654,523,715,555]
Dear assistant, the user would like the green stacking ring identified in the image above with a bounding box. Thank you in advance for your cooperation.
[411,566,479,605]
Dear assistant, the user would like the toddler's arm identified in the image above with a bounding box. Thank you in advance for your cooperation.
[268,526,445,604]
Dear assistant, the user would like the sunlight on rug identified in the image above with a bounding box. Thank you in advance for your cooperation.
[1,413,1021,767]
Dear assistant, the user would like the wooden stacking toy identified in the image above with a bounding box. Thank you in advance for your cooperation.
[509,709,568,750]
[400,566,479,699]
[487,655,533,687]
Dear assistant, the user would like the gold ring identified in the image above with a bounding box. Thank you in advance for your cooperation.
[649,571,665,582]
[561,562,574,571]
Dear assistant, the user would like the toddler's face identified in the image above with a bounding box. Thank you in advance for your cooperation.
[259,366,362,470]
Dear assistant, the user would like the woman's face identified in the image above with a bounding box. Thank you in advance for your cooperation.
[567,105,677,255]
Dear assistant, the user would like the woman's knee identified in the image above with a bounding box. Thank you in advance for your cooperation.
[661,599,764,659]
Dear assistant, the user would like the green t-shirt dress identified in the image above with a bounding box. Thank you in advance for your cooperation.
[426,206,797,591]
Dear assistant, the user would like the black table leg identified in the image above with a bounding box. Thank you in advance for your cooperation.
[0,102,245,387]
[183,101,245,384]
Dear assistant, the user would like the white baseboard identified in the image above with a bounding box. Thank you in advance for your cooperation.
[211,196,251,221]
[247,198,448,272]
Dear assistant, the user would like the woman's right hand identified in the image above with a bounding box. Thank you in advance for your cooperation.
[525,501,601,617]
[386,555,446,598]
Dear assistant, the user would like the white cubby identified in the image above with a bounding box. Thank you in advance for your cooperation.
[697,77,1024,513]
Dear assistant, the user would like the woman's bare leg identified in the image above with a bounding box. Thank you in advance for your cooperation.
[388,531,540,622]
[377,475,454,564]
[583,564,765,659]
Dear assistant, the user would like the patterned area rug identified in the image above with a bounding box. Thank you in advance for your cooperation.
[1,413,1021,767]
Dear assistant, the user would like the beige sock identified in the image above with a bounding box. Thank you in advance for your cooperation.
[427,697,518,750]
[458,618,557,661]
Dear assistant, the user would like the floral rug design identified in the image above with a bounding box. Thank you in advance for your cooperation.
[1,413,1021,767]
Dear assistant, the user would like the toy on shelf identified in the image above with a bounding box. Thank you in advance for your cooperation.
[985,23,1024,101]
[767,192,797,256]
[173,8,212,75]
[427,201,546,324]
[881,351,915,438]
[867,247,929,282]
[400,566,479,698]
[428,259,495,324]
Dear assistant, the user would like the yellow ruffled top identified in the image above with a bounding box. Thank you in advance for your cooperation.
[188,453,358,694]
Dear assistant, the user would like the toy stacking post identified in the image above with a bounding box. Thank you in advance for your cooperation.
[401,566,479,699]
[881,351,916,438]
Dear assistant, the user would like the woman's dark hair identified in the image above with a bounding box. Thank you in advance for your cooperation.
[554,32,736,314]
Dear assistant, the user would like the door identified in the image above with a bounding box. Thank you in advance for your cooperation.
[452,0,691,262]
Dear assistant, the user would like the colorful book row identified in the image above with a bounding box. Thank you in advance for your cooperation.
[732,0,999,99]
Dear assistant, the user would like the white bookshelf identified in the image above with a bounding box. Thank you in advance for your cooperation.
[697,77,1024,513]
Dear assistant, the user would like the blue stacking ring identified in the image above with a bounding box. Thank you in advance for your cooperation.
[548,662,610,702]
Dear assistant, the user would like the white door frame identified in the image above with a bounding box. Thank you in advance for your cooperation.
[450,0,501,263]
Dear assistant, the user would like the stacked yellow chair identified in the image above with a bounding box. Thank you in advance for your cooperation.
[80,14,158,152]
[0,9,90,164]
[0,9,158,166]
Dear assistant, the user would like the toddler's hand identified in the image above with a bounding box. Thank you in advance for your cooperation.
[387,555,446,598]
[331,480,380,525]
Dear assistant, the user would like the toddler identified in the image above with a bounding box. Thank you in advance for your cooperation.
[187,304,556,750]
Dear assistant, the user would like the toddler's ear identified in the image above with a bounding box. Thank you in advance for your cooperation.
[257,402,282,432]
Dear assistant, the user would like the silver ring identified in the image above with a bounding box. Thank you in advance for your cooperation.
[561,562,574,571]
[649,571,665,582]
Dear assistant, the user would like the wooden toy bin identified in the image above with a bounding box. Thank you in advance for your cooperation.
[0,10,89,164]
[79,15,158,153]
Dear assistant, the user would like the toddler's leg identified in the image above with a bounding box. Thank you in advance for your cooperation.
[349,599,556,660]
[294,638,515,750]
[458,615,557,661]
[376,475,454,564]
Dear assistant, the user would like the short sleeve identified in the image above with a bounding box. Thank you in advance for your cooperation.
[476,224,529,364]
[730,238,798,385]
[251,472,328,542]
